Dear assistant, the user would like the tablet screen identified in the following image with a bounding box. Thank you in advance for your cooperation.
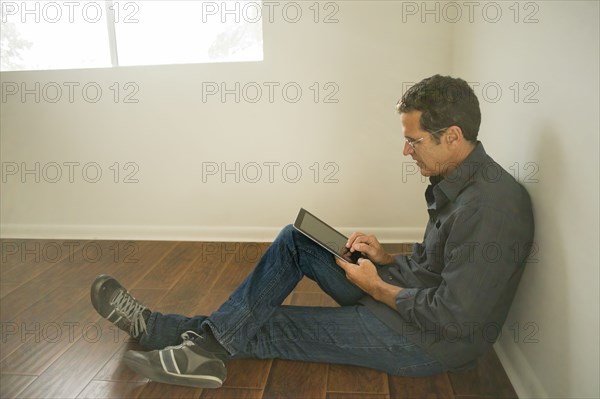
[294,208,361,263]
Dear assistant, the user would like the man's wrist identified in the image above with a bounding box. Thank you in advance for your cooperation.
[372,280,403,310]
[378,252,395,265]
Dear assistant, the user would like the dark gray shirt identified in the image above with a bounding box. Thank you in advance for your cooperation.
[360,142,534,371]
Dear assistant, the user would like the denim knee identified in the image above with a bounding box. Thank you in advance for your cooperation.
[276,224,297,245]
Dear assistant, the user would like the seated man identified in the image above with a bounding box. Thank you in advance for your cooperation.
[91,74,534,389]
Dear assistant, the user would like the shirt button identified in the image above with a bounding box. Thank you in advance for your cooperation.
[387,276,393,281]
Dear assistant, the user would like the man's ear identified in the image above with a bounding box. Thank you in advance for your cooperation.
[446,126,463,145]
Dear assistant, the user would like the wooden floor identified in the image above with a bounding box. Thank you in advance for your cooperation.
[0,239,518,399]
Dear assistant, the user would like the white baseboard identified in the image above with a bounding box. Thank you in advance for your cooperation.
[494,337,548,399]
[0,224,423,243]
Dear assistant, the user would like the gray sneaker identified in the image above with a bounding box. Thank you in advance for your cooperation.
[123,331,227,388]
[90,274,150,339]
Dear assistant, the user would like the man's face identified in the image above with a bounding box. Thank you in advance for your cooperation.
[400,111,452,177]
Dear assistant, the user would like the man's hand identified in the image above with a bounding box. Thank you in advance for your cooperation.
[346,232,394,265]
[335,257,381,294]
[335,257,403,310]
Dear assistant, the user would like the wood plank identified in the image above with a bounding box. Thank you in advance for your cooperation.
[17,319,125,399]
[0,259,84,323]
[192,242,268,267]
[290,292,339,307]
[92,341,149,383]
[0,286,88,361]
[327,364,389,394]
[328,394,389,399]
[53,240,177,290]
[157,247,230,315]
[200,387,263,399]
[381,243,413,255]
[262,359,327,399]
[1,239,31,274]
[108,240,178,288]
[76,380,147,399]
[134,242,202,290]
[388,373,455,399]
[0,283,19,299]
[294,277,323,293]
[0,374,37,399]
[193,290,234,316]
[0,240,75,285]
[0,240,119,323]
[134,381,203,399]
[222,359,272,390]
[447,348,517,398]
[208,243,261,293]
[0,287,94,373]
[43,240,127,288]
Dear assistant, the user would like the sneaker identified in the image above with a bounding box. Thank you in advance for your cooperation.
[90,274,150,339]
[195,328,229,362]
[123,331,227,388]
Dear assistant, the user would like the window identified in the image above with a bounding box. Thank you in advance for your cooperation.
[0,0,264,71]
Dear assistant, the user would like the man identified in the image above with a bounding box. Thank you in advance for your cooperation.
[91,74,534,388]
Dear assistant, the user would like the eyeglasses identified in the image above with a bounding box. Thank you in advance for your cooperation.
[405,127,450,151]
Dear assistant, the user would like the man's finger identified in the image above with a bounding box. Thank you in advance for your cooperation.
[346,232,366,248]
[335,257,351,270]
[354,235,373,245]
[351,242,374,256]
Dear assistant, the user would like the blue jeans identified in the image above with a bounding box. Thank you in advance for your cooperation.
[139,225,445,377]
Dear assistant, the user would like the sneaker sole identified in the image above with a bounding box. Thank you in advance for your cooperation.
[123,351,224,389]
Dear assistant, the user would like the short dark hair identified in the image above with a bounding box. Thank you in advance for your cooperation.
[397,74,481,143]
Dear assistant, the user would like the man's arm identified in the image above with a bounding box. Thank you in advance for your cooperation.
[394,205,534,331]
[335,257,403,309]
[338,204,533,331]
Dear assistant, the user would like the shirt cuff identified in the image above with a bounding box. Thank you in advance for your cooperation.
[394,287,420,323]
[396,287,419,302]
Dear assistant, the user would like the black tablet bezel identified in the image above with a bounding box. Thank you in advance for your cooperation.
[293,208,362,264]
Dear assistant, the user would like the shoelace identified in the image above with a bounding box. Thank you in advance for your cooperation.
[163,331,206,351]
[110,290,148,338]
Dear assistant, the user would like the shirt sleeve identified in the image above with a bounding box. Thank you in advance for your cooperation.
[394,205,530,332]
[381,254,432,288]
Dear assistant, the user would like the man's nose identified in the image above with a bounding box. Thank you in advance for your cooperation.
[402,141,413,156]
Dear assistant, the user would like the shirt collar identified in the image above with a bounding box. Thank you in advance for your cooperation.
[430,141,488,205]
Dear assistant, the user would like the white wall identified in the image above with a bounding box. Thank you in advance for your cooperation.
[1,1,452,242]
[451,1,599,398]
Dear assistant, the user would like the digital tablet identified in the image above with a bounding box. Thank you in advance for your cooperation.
[293,208,364,264]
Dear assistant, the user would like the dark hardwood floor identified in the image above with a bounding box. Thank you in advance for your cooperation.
[0,239,518,399]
